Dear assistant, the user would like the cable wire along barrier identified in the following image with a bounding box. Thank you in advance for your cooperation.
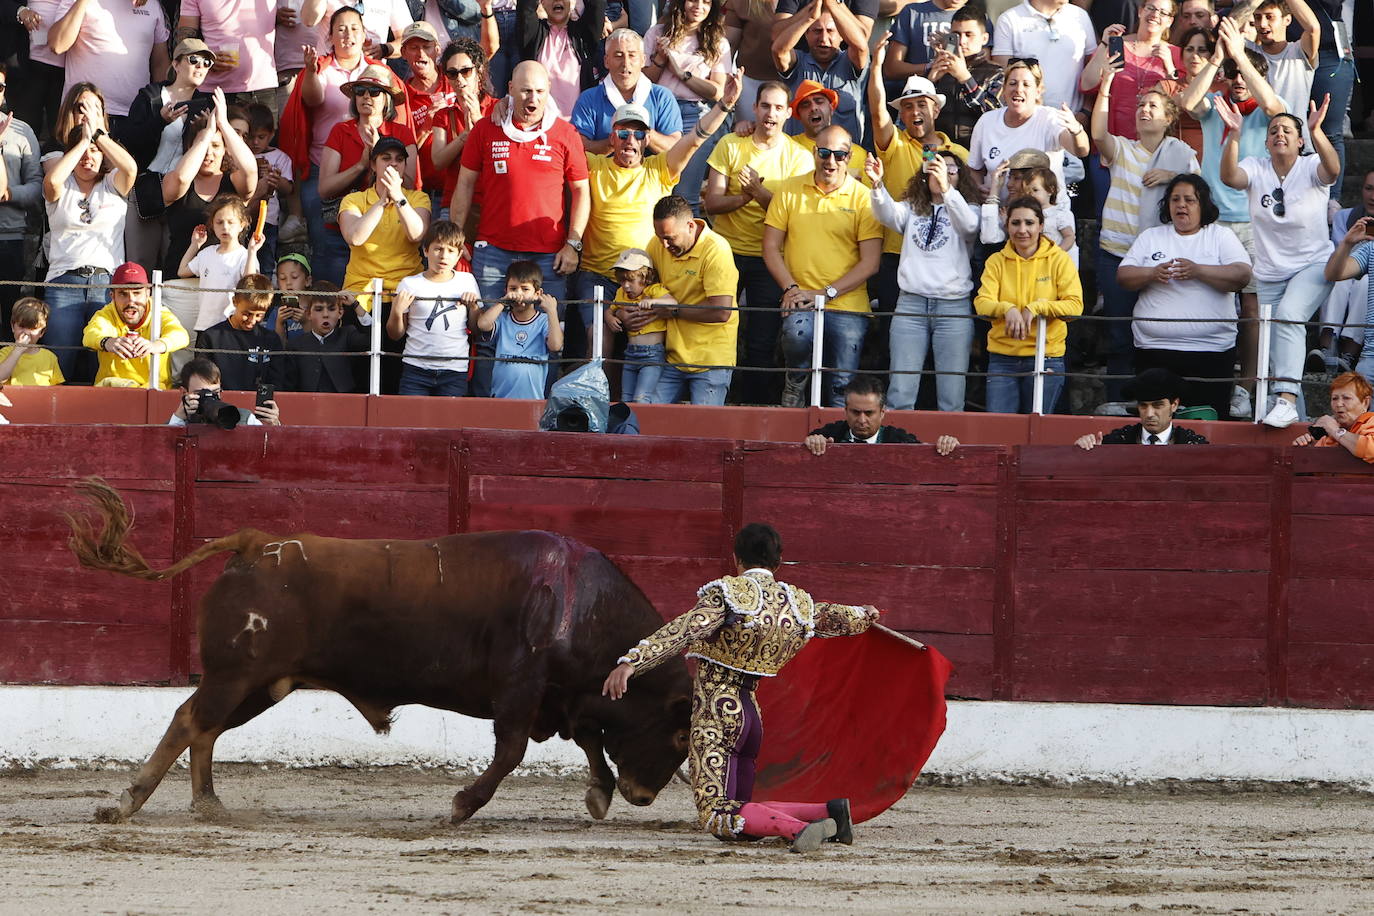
[3,276,1339,418]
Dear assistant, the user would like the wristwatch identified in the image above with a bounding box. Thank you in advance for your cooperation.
[824,285,839,300]
[395,194,409,207]
[565,238,583,253]
[91,128,106,143]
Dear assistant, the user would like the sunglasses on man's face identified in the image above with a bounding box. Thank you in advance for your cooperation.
[445,65,477,79]
[614,129,648,141]
[817,147,851,161]
[353,86,386,98]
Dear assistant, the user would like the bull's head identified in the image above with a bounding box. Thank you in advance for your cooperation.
[599,676,692,807]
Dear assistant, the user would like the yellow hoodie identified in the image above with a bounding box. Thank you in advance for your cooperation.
[82,302,190,388]
[974,236,1083,358]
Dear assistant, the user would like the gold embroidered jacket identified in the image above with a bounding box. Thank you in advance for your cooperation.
[619,570,872,678]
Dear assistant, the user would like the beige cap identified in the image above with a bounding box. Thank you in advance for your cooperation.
[613,248,653,272]
[400,21,440,45]
[1006,148,1052,170]
[173,38,213,60]
[339,64,405,100]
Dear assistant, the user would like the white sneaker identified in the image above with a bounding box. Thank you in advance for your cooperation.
[1261,398,1300,428]
[1229,386,1252,419]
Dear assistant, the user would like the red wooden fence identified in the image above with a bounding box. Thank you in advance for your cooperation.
[2,425,1370,709]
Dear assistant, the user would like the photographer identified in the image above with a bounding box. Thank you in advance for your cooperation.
[169,357,282,428]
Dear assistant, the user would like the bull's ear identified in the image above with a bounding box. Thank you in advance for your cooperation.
[666,695,691,727]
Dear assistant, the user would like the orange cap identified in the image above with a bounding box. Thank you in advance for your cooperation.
[789,80,839,118]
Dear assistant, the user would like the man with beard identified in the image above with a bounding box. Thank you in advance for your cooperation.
[772,0,870,145]
[763,124,883,407]
[576,72,742,356]
[82,262,189,388]
[572,29,684,155]
[784,81,871,184]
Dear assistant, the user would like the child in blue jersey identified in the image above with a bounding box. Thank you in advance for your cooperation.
[475,259,565,399]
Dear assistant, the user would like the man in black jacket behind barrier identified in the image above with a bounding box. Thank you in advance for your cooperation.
[1075,368,1211,449]
[804,374,960,456]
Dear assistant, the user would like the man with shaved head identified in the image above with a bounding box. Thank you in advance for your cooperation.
[763,124,883,407]
[452,60,591,395]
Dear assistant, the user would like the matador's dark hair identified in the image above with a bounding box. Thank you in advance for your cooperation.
[734,523,782,570]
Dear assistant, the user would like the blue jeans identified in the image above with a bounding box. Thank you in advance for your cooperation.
[255,222,279,274]
[398,363,469,396]
[1096,246,1138,401]
[674,99,728,215]
[779,308,869,408]
[1312,52,1356,201]
[470,243,567,397]
[622,341,665,402]
[1258,263,1332,397]
[986,353,1066,414]
[652,364,732,405]
[301,173,349,287]
[45,269,111,383]
[487,9,519,96]
[888,292,973,411]
[571,268,617,330]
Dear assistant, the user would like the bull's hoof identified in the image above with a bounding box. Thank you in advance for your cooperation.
[191,794,229,822]
[451,796,478,825]
[94,788,136,823]
[585,785,611,820]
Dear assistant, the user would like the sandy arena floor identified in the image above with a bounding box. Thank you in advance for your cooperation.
[0,766,1370,915]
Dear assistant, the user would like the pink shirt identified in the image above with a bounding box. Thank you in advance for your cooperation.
[540,25,581,119]
[644,23,732,102]
[181,0,279,94]
[1102,44,1183,140]
[27,0,66,67]
[54,0,169,116]
[308,55,368,164]
[275,0,323,71]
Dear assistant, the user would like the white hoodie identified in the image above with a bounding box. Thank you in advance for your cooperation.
[870,185,979,300]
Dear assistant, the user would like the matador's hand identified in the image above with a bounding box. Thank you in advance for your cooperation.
[602,662,634,700]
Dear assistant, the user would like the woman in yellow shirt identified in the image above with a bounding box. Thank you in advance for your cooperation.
[974,197,1083,414]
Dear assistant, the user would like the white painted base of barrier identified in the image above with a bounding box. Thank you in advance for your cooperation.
[2,686,1371,786]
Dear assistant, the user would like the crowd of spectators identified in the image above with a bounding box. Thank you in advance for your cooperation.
[1,0,1373,432]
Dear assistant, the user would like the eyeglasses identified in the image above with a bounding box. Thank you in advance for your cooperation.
[817,147,851,161]
[1141,4,1174,16]
[0,83,7,91]
[78,197,94,224]
[353,86,386,98]
[445,65,477,79]
[1271,187,1285,218]
[181,54,214,67]
[614,128,648,140]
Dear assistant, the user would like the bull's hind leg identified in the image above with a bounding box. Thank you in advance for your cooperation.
[189,687,275,819]
[573,728,616,820]
[451,696,541,824]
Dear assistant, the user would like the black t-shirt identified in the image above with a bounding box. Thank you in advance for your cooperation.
[196,319,284,390]
[776,0,879,20]
[162,173,237,279]
[1088,0,1136,40]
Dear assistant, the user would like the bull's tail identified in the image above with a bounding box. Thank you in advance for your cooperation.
[66,477,255,582]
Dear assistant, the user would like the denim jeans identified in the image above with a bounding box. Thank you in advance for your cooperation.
[888,292,973,412]
[1312,52,1356,201]
[1095,246,1138,401]
[301,173,350,287]
[652,364,732,405]
[487,9,520,97]
[986,352,1066,414]
[255,223,280,275]
[622,341,665,402]
[735,254,784,405]
[45,269,111,383]
[398,364,469,396]
[779,308,869,407]
[469,243,567,397]
[674,99,728,215]
[1258,263,1333,397]
[571,268,617,330]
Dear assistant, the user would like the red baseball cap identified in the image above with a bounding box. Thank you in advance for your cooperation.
[111,262,149,287]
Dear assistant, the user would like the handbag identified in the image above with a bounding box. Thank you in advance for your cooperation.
[133,171,167,221]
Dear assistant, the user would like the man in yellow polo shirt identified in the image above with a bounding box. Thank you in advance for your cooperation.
[763,125,883,408]
[868,42,971,328]
[787,81,872,188]
[703,80,814,405]
[82,262,189,388]
[641,194,740,405]
[577,71,741,357]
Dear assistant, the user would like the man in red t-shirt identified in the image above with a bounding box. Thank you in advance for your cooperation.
[451,60,590,396]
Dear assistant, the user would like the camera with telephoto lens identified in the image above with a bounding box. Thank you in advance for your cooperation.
[190,389,241,429]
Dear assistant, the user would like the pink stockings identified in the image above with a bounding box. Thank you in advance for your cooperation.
[738,802,829,840]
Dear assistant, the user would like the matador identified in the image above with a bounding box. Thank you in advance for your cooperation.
[603,523,878,852]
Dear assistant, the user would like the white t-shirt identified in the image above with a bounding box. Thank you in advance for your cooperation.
[324,0,409,50]
[187,245,252,331]
[1255,42,1314,141]
[967,106,1069,207]
[55,0,170,116]
[1122,223,1251,352]
[256,148,295,227]
[396,271,481,371]
[991,1,1096,111]
[45,173,127,279]
[150,87,192,174]
[1239,153,1335,283]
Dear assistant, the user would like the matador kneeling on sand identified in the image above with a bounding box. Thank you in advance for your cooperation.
[603,523,878,853]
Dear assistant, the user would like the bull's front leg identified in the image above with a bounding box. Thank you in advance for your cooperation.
[572,727,615,820]
[452,716,532,824]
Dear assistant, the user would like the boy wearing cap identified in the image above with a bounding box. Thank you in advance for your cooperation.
[607,248,676,403]
[82,262,190,388]
[772,0,869,146]
[1074,368,1211,448]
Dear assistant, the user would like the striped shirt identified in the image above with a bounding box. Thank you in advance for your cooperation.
[1099,138,1151,257]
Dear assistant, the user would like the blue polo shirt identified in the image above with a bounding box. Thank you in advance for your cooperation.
[783,51,866,148]
[570,83,685,141]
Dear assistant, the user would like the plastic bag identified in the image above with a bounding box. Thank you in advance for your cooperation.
[539,362,610,433]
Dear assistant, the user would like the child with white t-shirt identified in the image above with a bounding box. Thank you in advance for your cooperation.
[980,163,1078,266]
[178,194,265,341]
[385,220,481,397]
[242,103,297,273]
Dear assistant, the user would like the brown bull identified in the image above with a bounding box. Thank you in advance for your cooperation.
[66,479,692,824]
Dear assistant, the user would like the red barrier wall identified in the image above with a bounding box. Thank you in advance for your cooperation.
[2,425,1370,709]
